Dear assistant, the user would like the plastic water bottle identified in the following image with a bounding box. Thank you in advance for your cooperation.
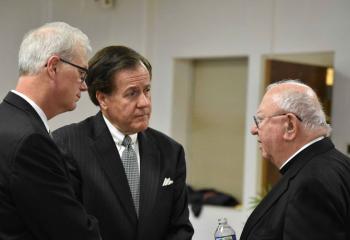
[214,218,236,240]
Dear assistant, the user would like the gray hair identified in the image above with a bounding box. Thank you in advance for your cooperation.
[18,22,92,76]
[267,79,332,136]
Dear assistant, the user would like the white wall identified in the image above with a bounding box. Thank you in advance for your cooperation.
[150,0,350,207]
[1,0,350,213]
[271,0,350,154]
[49,0,150,129]
[0,0,51,99]
[150,0,275,208]
[0,0,149,129]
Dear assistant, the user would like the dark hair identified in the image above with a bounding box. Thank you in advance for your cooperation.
[86,45,152,106]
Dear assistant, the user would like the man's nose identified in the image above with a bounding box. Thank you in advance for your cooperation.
[138,93,151,107]
[250,124,258,135]
[80,81,88,91]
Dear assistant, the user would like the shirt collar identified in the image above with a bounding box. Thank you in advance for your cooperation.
[11,90,50,133]
[102,114,137,145]
[279,136,325,172]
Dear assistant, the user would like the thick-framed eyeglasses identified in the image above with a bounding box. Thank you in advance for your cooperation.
[253,113,302,129]
[59,58,88,83]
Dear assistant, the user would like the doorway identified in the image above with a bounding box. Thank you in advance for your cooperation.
[172,57,248,202]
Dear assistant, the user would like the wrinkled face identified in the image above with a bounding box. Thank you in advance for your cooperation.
[55,48,88,112]
[250,91,286,164]
[98,64,151,135]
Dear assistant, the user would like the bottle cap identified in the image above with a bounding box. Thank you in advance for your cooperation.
[218,218,228,224]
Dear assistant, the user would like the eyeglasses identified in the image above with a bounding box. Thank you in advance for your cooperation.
[253,113,302,129]
[59,58,88,83]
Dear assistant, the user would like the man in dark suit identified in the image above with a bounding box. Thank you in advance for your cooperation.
[240,80,350,240]
[53,46,194,240]
[0,22,101,240]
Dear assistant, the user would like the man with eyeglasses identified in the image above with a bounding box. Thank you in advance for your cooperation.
[240,80,350,240]
[56,58,89,83]
[0,22,101,240]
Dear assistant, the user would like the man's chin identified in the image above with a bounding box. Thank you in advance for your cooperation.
[132,122,149,133]
[66,103,77,112]
[261,151,269,160]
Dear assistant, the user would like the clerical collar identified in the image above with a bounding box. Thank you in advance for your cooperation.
[279,136,324,174]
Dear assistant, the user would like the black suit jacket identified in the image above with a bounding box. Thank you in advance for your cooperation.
[53,112,194,240]
[240,138,350,240]
[0,92,101,240]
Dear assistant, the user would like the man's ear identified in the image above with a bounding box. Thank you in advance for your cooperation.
[283,114,298,141]
[46,55,60,79]
[96,91,108,110]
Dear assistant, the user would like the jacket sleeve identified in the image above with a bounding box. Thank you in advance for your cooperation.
[52,130,83,202]
[165,146,194,240]
[10,133,101,240]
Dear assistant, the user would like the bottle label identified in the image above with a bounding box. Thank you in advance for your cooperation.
[215,236,236,240]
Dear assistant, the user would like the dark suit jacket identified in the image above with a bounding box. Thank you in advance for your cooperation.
[240,138,350,240]
[0,92,101,240]
[53,112,194,240]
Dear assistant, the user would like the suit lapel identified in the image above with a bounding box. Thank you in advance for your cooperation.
[241,173,290,238]
[137,130,160,226]
[241,138,335,238]
[4,91,49,137]
[91,113,138,223]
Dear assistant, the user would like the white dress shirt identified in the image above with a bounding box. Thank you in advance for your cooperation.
[102,114,140,174]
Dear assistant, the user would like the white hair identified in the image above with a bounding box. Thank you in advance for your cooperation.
[267,79,332,136]
[18,22,92,76]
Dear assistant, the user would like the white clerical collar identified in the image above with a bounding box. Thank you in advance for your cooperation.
[280,136,325,170]
[102,114,137,145]
[11,90,50,133]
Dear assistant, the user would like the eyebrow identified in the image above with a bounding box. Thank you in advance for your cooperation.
[125,84,151,89]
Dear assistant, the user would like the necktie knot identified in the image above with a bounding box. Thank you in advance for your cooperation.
[122,135,132,147]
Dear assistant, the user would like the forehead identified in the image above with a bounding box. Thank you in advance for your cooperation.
[73,45,88,61]
[258,82,310,113]
[257,90,279,114]
[114,65,150,86]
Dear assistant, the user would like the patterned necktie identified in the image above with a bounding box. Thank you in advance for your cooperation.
[121,135,140,216]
